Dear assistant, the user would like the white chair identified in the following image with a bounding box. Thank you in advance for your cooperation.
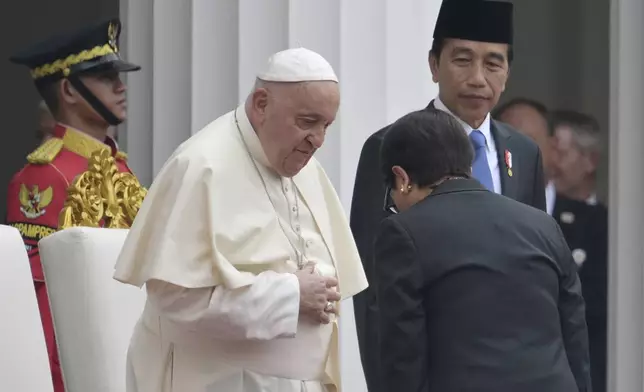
[0,224,54,392]
[39,227,146,392]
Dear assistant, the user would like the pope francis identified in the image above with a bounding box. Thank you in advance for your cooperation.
[113,48,368,392]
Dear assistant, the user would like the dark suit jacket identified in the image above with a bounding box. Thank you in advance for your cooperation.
[553,195,608,392]
[349,102,546,392]
[375,179,591,392]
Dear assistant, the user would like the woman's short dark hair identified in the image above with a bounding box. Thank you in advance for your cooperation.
[380,109,474,188]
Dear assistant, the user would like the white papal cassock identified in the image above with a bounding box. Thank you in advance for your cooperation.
[113,104,368,392]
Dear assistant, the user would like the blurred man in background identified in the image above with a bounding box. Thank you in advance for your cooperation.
[550,110,607,392]
[550,110,601,204]
[494,98,556,213]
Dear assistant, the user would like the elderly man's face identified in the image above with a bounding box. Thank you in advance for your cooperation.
[552,126,597,195]
[430,38,510,128]
[497,104,554,180]
[253,81,340,177]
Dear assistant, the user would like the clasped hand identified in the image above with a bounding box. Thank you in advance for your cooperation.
[294,262,340,324]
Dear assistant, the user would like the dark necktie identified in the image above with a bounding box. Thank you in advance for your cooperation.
[469,130,494,191]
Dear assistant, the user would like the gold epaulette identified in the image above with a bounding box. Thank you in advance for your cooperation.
[115,151,128,161]
[27,138,64,164]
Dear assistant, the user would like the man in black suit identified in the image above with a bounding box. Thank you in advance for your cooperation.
[553,197,607,392]
[349,2,545,389]
[551,110,608,392]
[375,109,591,392]
[493,97,557,212]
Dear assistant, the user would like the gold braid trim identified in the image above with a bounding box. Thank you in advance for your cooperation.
[58,148,147,229]
[31,44,115,79]
[27,138,64,164]
[61,127,111,160]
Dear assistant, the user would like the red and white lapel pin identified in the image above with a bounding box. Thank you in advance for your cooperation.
[504,149,513,177]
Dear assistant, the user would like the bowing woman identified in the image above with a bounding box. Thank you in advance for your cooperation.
[375,109,591,392]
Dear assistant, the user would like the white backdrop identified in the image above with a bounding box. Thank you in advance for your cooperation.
[119,1,441,391]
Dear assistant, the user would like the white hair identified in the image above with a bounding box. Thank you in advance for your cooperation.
[550,110,602,155]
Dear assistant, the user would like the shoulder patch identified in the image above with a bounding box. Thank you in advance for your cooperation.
[19,184,54,219]
[27,138,64,164]
[115,151,128,161]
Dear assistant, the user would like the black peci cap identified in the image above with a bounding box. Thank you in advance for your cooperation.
[433,0,514,45]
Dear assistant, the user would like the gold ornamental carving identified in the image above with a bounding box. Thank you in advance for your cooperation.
[58,148,147,230]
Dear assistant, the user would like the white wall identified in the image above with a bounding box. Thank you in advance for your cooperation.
[120,1,442,390]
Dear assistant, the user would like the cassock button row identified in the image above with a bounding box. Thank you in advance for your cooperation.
[306,240,312,248]
[292,206,297,212]
[295,224,301,232]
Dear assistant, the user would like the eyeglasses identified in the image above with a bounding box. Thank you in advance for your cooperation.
[382,186,398,214]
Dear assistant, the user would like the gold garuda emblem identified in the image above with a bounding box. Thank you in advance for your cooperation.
[108,22,119,52]
[19,184,53,219]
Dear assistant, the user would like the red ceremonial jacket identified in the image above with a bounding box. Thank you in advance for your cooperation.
[5,124,132,281]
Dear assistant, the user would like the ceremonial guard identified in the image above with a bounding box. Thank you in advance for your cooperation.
[5,18,141,391]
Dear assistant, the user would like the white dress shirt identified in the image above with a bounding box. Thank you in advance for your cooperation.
[434,97,501,194]
[546,181,557,216]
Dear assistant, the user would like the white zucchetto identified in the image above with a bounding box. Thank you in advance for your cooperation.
[256,47,338,83]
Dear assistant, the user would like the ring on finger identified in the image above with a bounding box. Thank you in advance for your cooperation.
[325,301,333,311]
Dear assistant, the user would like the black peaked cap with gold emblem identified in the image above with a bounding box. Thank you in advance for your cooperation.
[433,0,514,45]
[10,18,140,86]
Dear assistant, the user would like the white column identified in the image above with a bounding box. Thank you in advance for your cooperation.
[121,1,442,390]
[119,0,153,186]
[338,4,439,390]
[340,0,440,210]
[150,1,192,176]
[339,0,387,210]
[238,0,289,98]
[384,0,441,123]
[287,0,343,191]
[120,0,240,185]
[608,0,644,390]
[191,1,239,134]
